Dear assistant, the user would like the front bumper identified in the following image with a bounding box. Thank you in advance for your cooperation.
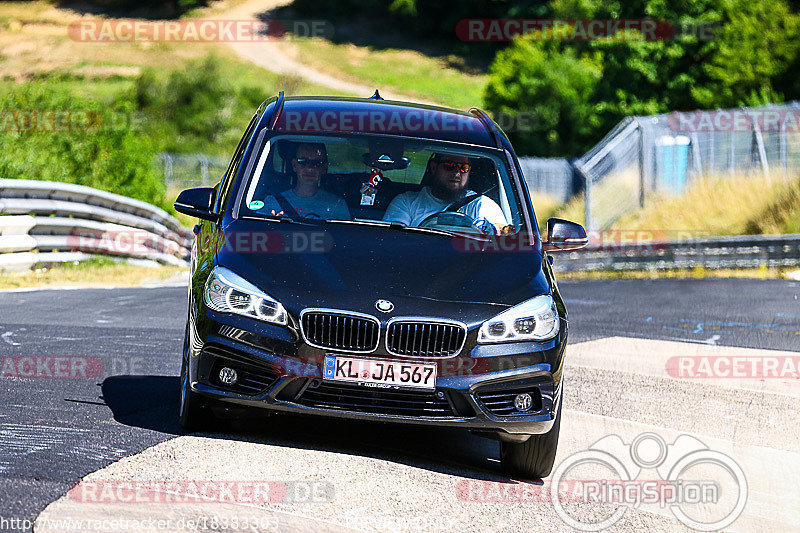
[186,310,566,437]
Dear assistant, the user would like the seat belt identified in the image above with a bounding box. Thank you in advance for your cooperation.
[272,192,299,219]
[444,185,499,213]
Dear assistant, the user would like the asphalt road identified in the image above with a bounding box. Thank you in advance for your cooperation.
[0,279,798,531]
[562,278,800,351]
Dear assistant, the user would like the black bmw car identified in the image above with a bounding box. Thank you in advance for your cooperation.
[174,92,588,478]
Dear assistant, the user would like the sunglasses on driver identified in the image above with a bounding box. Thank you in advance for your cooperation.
[295,157,327,168]
[438,160,471,173]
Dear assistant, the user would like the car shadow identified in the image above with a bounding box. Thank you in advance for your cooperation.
[102,375,543,485]
[101,375,184,435]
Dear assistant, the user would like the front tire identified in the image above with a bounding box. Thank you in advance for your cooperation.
[179,353,208,432]
[500,392,562,479]
[178,318,218,432]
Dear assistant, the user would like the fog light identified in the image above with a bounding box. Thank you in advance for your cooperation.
[514,393,533,412]
[218,367,238,385]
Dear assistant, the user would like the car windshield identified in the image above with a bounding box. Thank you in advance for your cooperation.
[239,133,525,236]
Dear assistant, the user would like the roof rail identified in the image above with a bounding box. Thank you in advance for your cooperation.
[268,91,285,129]
[469,108,503,149]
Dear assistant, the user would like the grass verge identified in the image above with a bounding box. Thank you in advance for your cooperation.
[0,256,187,290]
[612,172,800,235]
[288,37,487,108]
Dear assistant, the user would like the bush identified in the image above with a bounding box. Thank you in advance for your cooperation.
[0,83,167,209]
[0,54,277,213]
[134,55,269,153]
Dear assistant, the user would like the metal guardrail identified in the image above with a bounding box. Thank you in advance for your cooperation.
[0,179,192,272]
[3,178,797,274]
[552,233,800,272]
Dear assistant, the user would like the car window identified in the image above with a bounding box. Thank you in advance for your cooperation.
[239,133,525,234]
[216,112,259,213]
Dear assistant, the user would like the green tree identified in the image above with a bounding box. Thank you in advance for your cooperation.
[484,37,602,156]
[484,0,800,155]
[693,0,800,107]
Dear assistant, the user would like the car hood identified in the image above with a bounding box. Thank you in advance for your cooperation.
[215,220,549,317]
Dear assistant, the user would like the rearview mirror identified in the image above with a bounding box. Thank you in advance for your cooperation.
[174,187,218,222]
[543,218,588,252]
[361,152,411,170]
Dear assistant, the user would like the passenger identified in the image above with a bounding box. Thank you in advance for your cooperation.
[382,154,508,230]
[260,143,351,220]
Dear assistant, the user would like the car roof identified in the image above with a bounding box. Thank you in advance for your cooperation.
[260,95,502,148]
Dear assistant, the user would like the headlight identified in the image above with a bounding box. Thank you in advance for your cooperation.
[478,294,559,343]
[204,266,287,326]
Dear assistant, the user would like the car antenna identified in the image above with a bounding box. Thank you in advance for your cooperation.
[370,89,384,100]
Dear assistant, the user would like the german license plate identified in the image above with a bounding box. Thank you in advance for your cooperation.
[323,356,437,390]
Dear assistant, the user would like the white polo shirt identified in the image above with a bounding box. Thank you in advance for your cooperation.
[383,186,508,228]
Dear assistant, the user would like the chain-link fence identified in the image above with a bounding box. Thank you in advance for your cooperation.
[575,101,800,229]
[158,152,229,190]
[159,151,583,203]
[159,102,800,229]
[517,157,577,203]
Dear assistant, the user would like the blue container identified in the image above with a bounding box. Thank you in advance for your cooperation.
[657,135,690,194]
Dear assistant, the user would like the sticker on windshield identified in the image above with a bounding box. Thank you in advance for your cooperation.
[248,200,265,210]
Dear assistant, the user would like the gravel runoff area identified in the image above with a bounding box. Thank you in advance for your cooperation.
[35,337,800,532]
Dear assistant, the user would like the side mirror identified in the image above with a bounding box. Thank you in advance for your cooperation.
[543,218,588,252]
[174,187,218,222]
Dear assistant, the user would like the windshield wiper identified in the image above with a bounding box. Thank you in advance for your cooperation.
[241,214,319,226]
[323,219,396,228]
[325,219,486,239]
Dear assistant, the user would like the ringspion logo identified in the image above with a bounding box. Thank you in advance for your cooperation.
[549,433,747,531]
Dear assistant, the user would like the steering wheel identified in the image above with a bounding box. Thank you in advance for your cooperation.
[418,211,496,235]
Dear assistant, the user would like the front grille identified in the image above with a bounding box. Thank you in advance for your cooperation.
[476,387,543,416]
[386,320,467,357]
[297,381,455,417]
[203,344,280,396]
[301,311,379,352]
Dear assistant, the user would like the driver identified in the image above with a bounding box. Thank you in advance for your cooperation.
[382,154,509,231]
[259,143,351,220]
